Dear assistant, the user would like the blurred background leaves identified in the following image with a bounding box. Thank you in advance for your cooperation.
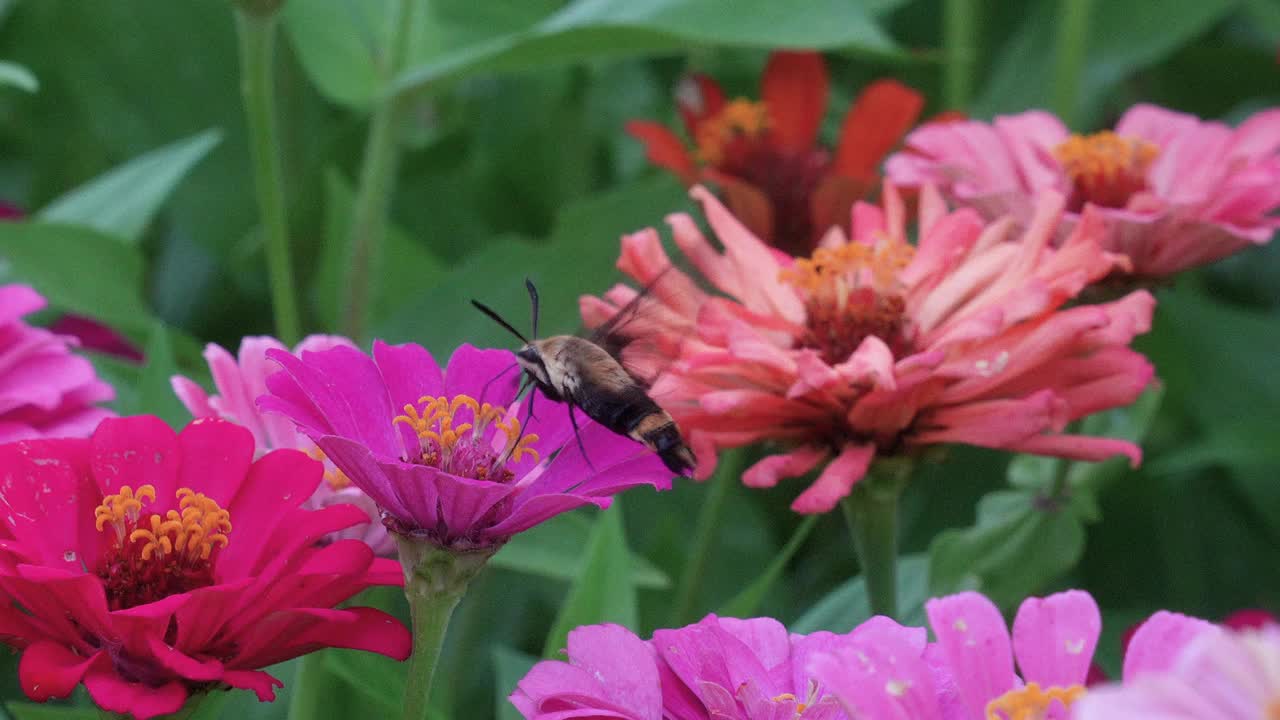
[0,0,1277,717]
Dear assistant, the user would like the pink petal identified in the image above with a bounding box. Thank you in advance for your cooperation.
[808,638,941,720]
[1012,590,1101,688]
[170,375,214,419]
[742,446,828,489]
[443,344,519,404]
[1123,611,1219,681]
[223,670,284,702]
[565,624,662,718]
[18,641,100,700]
[175,418,255,505]
[925,591,1016,720]
[0,437,97,570]
[218,446,325,579]
[83,664,188,720]
[372,340,445,411]
[790,443,875,514]
[90,415,182,499]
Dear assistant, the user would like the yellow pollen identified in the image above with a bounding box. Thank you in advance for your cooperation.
[94,484,157,537]
[778,235,915,302]
[1053,131,1158,209]
[985,683,1085,720]
[95,485,231,562]
[695,98,771,166]
[394,394,541,470]
[306,447,353,490]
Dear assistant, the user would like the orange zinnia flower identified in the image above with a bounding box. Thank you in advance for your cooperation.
[626,51,928,256]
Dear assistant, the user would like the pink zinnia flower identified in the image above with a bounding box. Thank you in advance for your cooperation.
[627,51,929,256]
[885,105,1280,278]
[809,589,1102,719]
[258,342,673,549]
[512,613,923,719]
[1075,614,1279,719]
[171,335,393,555]
[0,416,409,719]
[0,284,115,442]
[584,185,1154,513]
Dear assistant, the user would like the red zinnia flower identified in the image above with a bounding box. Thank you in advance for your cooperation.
[626,51,928,256]
[0,416,409,719]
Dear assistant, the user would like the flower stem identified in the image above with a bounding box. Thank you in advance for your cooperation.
[668,447,748,626]
[1050,0,1095,124]
[339,0,416,340]
[840,459,912,619]
[235,8,301,345]
[395,536,494,720]
[942,0,978,111]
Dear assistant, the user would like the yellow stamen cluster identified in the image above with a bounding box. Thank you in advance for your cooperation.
[394,393,540,468]
[778,236,915,301]
[307,447,353,490]
[985,682,1085,720]
[769,693,808,714]
[1053,131,1158,208]
[94,485,232,562]
[695,98,772,166]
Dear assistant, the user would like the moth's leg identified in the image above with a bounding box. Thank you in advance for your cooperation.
[568,403,596,473]
[478,362,520,405]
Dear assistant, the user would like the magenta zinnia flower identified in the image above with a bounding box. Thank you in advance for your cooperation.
[584,185,1154,512]
[0,284,114,442]
[258,342,673,549]
[1075,616,1279,719]
[0,416,409,719]
[512,613,921,719]
[886,105,1280,278]
[171,335,393,555]
[809,590,1102,719]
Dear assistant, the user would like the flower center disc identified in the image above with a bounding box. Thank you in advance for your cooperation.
[94,485,231,610]
[1053,131,1158,210]
[394,393,539,482]
[779,237,915,364]
[985,682,1085,720]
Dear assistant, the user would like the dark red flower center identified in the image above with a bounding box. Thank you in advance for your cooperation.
[779,237,916,364]
[393,393,539,483]
[1053,131,1159,211]
[94,485,230,610]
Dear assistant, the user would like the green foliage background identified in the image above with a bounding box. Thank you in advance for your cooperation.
[0,1,1277,718]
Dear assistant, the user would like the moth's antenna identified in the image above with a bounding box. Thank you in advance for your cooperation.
[471,300,529,344]
[525,278,540,340]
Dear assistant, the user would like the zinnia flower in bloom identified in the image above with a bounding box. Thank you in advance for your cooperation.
[627,51,926,256]
[1075,614,1279,719]
[809,590,1102,719]
[171,335,393,555]
[258,342,673,549]
[885,105,1280,278]
[0,416,409,719]
[0,284,115,442]
[512,613,922,719]
[584,184,1154,513]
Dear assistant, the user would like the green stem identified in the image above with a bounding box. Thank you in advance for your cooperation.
[285,652,326,720]
[942,0,978,111]
[840,459,912,619]
[396,536,493,720]
[1050,0,1095,124]
[668,448,748,626]
[235,9,301,345]
[339,0,417,340]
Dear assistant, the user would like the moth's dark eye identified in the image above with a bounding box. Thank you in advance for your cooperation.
[516,347,541,365]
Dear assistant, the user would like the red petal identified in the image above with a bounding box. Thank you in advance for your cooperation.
[704,170,775,246]
[675,73,726,137]
[19,642,100,700]
[223,670,284,701]
[833,79,925,180]
[624,120,696,184]
[83,664,188,720]
[761,51,829,153]
[810,173,874,241]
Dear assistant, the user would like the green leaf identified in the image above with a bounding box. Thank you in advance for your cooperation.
[135,324,189,428]
[0,61,38,93]
[928,487,1086,609]
[493,512,670,589]
[0,222,151,333]
[542,502,636,657]
[323,649,405,713]
[492,646,539,720]
[974,0,1238,124]
[790,554,929,633]
[718,515,819,618]
[376,175,688,351]
[37,130,222,244]
[393,0,896,96]
[315,169,445,332]
[6,705,96,720]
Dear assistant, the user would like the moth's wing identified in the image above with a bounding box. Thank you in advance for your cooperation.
[583,268,702,388]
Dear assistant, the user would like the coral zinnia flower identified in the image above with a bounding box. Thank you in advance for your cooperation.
[0,284,115,442]
[0,416,409,719]
[258,342,673,549]
[626,51,926,256]
[171,335,393,556]
[886,105,1280,278]
[512,613,920,719]
[810,590,1102,719]
[582,184,1154,513]
[1075,616,1279,719]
